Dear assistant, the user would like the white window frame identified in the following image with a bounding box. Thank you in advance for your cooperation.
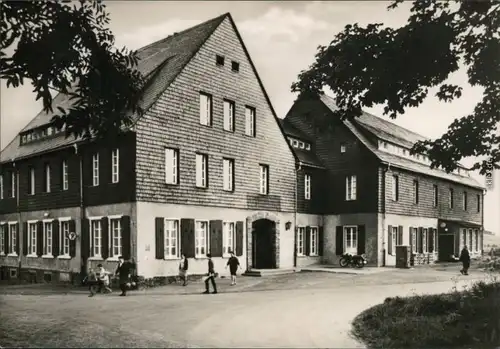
[297,226,305,256]
[304,174,311,200]
[310,226,319,256]
[411,227,417,253]
[27,220,38,257]
[340,143,346,153]
[111,148,119,184]
[292,140,298,148]
[62,160,69,190]
[344,225,358,254]
[29,168,35,195]
[196,153,208,188]
[0,223,5,255]
[223,158,234,192]
[92,153,100,186]
[199,92,212,126]
[305,143,311,150]
[165,148,179,185]
[390,226,397,254]
[45,164,51,193]
[11,171,15,198]
[259,164,269,195]
[245,106,256,137]
[42,219,54,258]
[195,220,209,258]
[345,175,357,201]
[223,100,235,132]
[422,228,428,253]
[89,218,102,259]
[59,217,72,258]
[8,222,17,256]
[164,219,180,260]
[299,142,305,149]
[288,139,293,146]
[109,217,123,259]
[223,221,236,257]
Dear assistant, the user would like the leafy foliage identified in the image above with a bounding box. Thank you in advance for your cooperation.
[0,0,144,141]
[292,0,500,175]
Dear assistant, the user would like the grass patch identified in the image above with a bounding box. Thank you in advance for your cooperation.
[351,278,500,348]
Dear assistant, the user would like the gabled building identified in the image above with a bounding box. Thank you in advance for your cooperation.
[284,94,485,267]
[0,13,305,282]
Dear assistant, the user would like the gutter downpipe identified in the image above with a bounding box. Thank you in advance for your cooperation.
[293,162,302,269]
[381,162,391,267]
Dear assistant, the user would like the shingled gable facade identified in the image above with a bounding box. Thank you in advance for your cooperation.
[283,94,485,267]
[0,13,302,282]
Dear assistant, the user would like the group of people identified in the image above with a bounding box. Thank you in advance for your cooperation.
[85,256,136,297]
[179,250,241,294]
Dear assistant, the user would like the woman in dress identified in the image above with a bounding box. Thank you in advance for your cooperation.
[179,253,188,286]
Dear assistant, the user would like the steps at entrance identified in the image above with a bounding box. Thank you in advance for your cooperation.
[243,268,299,277]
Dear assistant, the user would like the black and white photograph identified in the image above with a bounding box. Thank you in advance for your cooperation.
[0,1,499,348]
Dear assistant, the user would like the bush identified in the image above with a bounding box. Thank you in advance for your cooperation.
[351,280,500,348]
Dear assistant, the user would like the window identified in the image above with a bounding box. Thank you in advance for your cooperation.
[0,225,4,254]
[304,174,311,200]
[44,164,51,193]
[111,148,119,183]
[345,175,357,201]
[245,106,256,137]
[310,227,319,256]
[305,144,311,150]
[223,100,235,132]
[92,153,99,186]
[8,223,17,255]
[344,226,358,254]
[0,174,3,199]
[223,158,234,192]
[468,228,473,250]
[292,140,298,148]
[60,220,70,256]
[231,61,240,72]
[340,143,346,153]
[463,191,468,211]
[43,221,53,256]
[28,222,37,255]
[90,219,102,257]
[216,54,225,66]
[11,171,15,198]
[110,218,122,258]
[298,142,304,149]
[422,228,428,253]
[410,228,417,253]
[195,221,209,258]
[259,164,269,195]
[403,149,408,156]
[223,222,235,256]
[196,153,208,188]
[165,148,179,185]
[449,188,454,208]
[164,219,179,259]
[412,180,419,204]
[392,175,399,201]
[62,160,69,190]
[297,227,305,256]
[289,139,293,146]
[199,92,212,126]
[477,194,481,213]
[29,167,35,195]
[433,185,438,207]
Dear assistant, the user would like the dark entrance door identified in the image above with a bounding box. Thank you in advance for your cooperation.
[439,234,455,262]
[252,219,276,269]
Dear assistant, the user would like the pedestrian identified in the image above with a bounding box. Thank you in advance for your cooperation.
[84,267,98,297]
[225,250,240,286]
[115,256,135,296]
[96,263,112,294]
[178,253,188,286]
[203,253,217,294]
[459,245,471,275]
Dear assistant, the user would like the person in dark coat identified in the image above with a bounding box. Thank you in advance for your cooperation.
[115,256,135,296]
[459,245,471,275]
[203,253,217,294]
[225,251,240,286]
[178,253,188,286]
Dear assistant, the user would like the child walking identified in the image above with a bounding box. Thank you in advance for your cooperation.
[225,251,240,286]
[85,268,98,297]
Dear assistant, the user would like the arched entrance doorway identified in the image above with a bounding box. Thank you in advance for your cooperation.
[252,219,277,269]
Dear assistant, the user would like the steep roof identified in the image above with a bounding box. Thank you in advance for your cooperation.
[278,118,313,141]
[278,118,324,168]
[1,13,227,163]
[319,94,484,189]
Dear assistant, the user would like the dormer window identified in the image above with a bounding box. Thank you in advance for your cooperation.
[299,142,305,149]
[47,127,53,136]
[340,142,346,153]
[293,140,298,147]
[305,144,311,150]
[289,139,293,146]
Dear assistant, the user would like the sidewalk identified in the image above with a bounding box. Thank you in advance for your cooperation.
[299,265,394,275]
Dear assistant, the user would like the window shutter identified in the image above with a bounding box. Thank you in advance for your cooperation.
[318,226,324,257]
[305,226,311,256]
[235,221,244,257]
[181,218,195,258]
[15,223,20,255]
[36,221,43,257]
[428,227,434,252]
[335,226,343,255]
[409,227,413,253]
[155,217,165,259]
[388,225,393,255]
[52,220,60,257]
[121,216,131,260]
[209,220,223,257]
[23,222,28,256]
[398,226,403,246]
[69,220,76,258]
[81,218,90,261]
[3,223,9,255]
[101,217,109,259]
[418,227,423,253]
[357,225,366,255]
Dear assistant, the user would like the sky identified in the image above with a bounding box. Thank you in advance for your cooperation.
[1,1,498,232]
